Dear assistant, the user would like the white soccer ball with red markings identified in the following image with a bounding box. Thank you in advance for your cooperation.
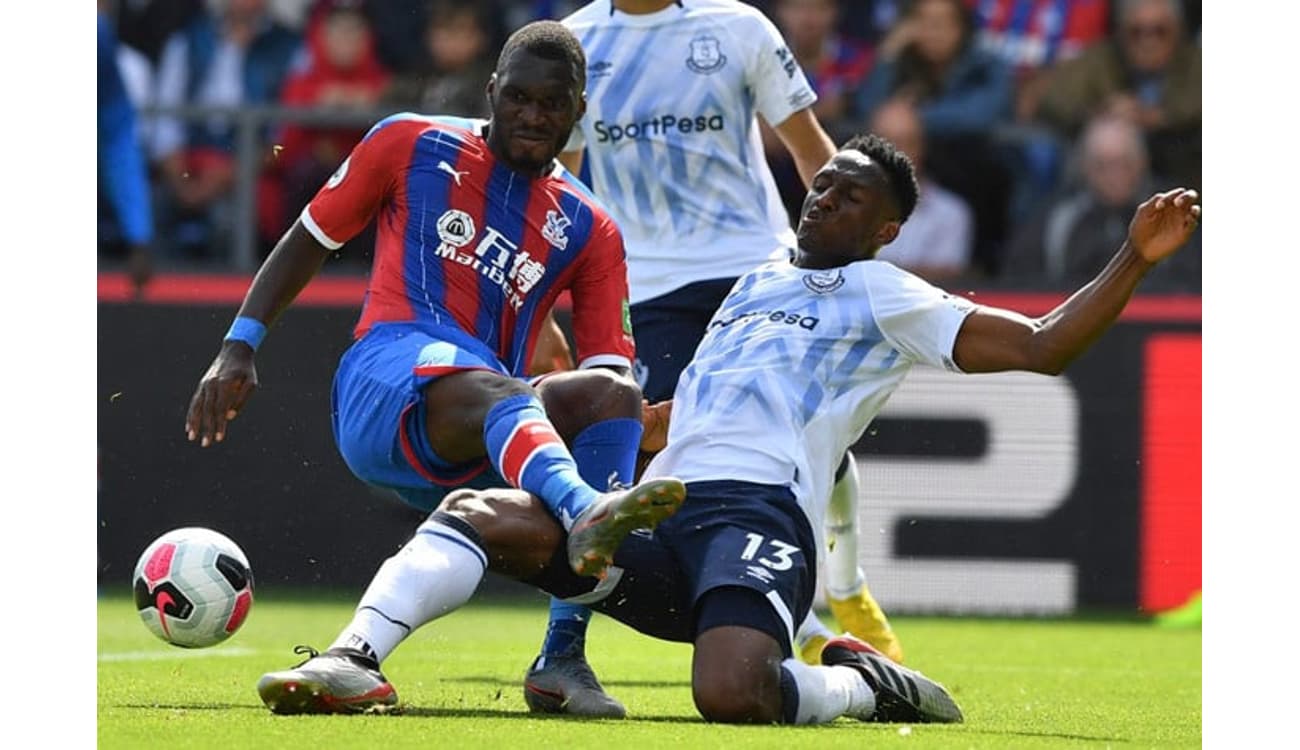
[132,527,254,648]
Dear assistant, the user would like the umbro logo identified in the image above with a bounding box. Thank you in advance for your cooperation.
[588,60,613,79]
[437,160,469,186]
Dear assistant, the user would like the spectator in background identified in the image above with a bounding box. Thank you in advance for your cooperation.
[971,0,1111,122]
[151,0,303,259]
[969,1,1111,224]
[1002,114,1199,292]
[273,0,390,261]
[868,99,974,283]
[99,2,155,295]
[380,0,495,118]
[765,0,874,222]
[855,0,1014,276]
[1034,0,1200,191]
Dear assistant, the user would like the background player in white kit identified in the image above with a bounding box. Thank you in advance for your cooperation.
[258,133,1199,723]
[526,0,900,717]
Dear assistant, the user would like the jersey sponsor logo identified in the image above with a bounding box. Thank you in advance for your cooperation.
[802,268,845,294]
[708,309,820,331]
[542,209,571,250]
[774,46,799,79]
[436,209,476,247]
[686,34,727,74]
[432,210,547,311]
[588,60,613,79]
[592,113,725,144]
[437,160,469,186]
[325,156,351,189]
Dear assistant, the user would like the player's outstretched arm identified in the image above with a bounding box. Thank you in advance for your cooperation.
[184,221,332,447]
[953,188,1200,375]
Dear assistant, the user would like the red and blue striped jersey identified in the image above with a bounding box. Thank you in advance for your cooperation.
[301,113,635,376]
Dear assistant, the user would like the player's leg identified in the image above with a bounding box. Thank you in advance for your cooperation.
[258,481,684,715]
[523,282,729,715]
[523,370,647,718]
[804,451,904,664]
[257,487,563,714]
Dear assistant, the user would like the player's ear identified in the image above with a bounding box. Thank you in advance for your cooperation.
[874,221,901,246]
[486,72,498,102]
[575,89,587,121]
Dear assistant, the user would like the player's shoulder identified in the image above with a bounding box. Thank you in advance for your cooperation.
[548,162,621,234]
[559,0,610,32]
[362,113,484,145]
[688,0,781,35]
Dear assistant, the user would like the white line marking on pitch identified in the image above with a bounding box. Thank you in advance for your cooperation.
[98,646,259,662]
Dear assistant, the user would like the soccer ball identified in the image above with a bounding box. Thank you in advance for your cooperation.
[132,527,254,648]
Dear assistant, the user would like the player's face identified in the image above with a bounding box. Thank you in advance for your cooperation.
[487,49,586,175]
[795,151,900,267]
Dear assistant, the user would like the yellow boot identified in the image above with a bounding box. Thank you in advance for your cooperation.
[828,583,904,664]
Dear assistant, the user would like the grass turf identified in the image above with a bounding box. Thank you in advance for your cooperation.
[98,589,1200,749]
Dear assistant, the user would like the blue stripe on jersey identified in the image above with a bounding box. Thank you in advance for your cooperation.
[479,162,534,354]
[592,26,665,226]
[405,126,470,327]
[510,190,598,374]
[830,321,886,398]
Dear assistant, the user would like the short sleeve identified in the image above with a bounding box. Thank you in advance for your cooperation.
[743,12,818,128]
[865,264,977,372]
[300,116,422,250]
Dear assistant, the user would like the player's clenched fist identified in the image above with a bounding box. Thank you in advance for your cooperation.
[186,342,259,447]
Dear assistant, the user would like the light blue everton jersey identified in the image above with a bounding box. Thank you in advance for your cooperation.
[645,258,977,555]
[561,0,817,304]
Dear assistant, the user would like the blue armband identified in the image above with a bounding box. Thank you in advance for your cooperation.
[224,316,267,352]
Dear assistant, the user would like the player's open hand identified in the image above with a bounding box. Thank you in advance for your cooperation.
[186,343,259,447]
[640,399,672,454]
[1128,188,1201,264]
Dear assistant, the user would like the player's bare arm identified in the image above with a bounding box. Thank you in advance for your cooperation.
[771,108,838,189]
[953,189,1200,375]
[185,222,332,447]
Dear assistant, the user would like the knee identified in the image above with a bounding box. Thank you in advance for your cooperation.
[573,368,642,420]
[692,669,781,724]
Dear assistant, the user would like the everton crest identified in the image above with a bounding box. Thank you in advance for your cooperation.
[802,268,845,294]
[686,34,726,74]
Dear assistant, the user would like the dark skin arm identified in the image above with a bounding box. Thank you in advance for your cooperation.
[952,189,1201,374]
[185,221,331,446]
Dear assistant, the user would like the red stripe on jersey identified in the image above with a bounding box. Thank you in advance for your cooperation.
[498,419,563,487]
[355,180,415,338]
[498,178,566,363]
[441,145,493,335]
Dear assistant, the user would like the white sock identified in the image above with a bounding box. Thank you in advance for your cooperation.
[330,516,487,663]
[795,609,835,651]
[779,658,876,723]
[825,453,865,598]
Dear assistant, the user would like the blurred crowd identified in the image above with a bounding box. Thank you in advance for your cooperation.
[97,0,1201,292]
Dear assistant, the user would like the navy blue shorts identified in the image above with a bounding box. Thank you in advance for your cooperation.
[630,278,738,402]
[529,480,816,656]
[331,322,512,512]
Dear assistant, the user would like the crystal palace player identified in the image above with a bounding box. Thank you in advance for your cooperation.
[252,133,1199,722]
[184,21,685,713]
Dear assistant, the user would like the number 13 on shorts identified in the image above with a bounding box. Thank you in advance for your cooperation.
[740,532,802,571]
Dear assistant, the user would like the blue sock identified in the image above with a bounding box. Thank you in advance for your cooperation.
[541,418,643,658]
[482,394,596,529]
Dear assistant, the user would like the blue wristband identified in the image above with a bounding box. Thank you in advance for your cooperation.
[224,316,267,352]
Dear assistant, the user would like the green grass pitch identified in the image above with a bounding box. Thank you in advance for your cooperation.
[98,589,1200,748]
